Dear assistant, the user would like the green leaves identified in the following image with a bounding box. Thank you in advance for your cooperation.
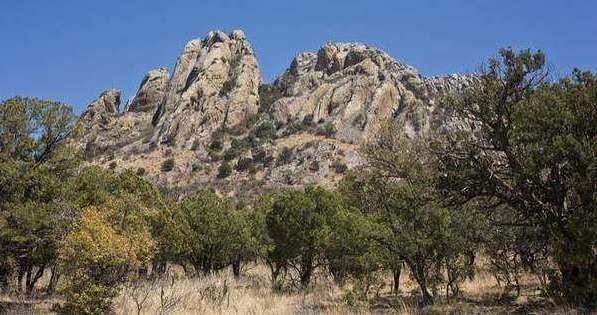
[0,96,76,163]
[263,186,345,286]
[171,189,260,274]
[438,49,596,306]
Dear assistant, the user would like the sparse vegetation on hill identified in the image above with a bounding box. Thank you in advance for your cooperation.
[0,47,595,314]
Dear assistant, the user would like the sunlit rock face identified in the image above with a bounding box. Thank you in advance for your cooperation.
[271,42,475,143]
[73,30,474,198]
[128,68,169,113]
[151,30,261,149]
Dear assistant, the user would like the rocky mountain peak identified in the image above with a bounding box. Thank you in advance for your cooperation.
[74,30,474,197]
[271,41,439,143]
[150,29,261,148]
[79,88,122,123]
[128,68,169,113]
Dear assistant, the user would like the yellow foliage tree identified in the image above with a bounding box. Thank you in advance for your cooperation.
[58,206,155,315]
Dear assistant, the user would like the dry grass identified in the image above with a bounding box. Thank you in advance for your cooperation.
[114,265,359,315]
[110,264,581,315]
[1,264,587,314]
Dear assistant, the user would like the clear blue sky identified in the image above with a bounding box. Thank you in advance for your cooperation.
[1,0,595,113]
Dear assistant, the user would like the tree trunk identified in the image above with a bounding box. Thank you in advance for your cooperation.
[47,267,60,295]
[26,265,45,295]
[267,261,284,286]
[392,265,402,294]
[232,259,241,279]
[17,264,28,293]
[299,254,314,288]
[554,231,597,307]
[406,261,433,305]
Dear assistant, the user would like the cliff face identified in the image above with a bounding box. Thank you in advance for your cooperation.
[74,30,472,198]
[270,42,474,143]
[151,30,261,149]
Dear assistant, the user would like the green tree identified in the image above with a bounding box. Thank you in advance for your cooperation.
[173,189,240,275]
[0,97,76,163]
[435,49,596,306]
[0,97,79,294]
[265,186,341,288]
[324,206,384,290]
[229,207,268,278]
[345,122,482,304]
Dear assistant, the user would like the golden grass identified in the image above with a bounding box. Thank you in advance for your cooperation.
[1,263,587,314]
[114,265,358,315]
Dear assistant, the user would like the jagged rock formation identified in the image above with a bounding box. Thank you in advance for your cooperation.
[151,30,261,149]
[74,30,473,198]
[271,42,474,142]
[128,68,169,113]
[79,89,121,123]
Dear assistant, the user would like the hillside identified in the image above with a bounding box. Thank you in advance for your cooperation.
[73,30,473,198]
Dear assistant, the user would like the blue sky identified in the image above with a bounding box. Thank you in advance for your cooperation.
[1,0,595,113]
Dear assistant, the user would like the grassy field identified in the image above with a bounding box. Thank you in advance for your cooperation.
[0,263,584,314]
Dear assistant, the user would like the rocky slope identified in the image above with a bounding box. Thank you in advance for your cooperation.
[74,30,473,199]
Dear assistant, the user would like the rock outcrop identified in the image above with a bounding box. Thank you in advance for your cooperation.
[128,68,169,113]
[271,42,473,143]
[74,30,474,198]
[151,30,261,149]
[79,89,121,124]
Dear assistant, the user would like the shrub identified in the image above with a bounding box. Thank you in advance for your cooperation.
[209,139,223,152]
[191,139,201,151]
[309,160,320,172]
[236,157,253,172]
[217,161,232,178]
[136,167,146,176]
[302,114,314,126]
[276,147,294,166]
[208,150,222,162]
[254,120,277,140]
[252,147,267,164]
[284,120,309,135]
[223,138,251,161]
[258,84,284,114]
[160,158,175,172]
[318,122,337,137]
[108,161,117,170]
[332,160,348,173]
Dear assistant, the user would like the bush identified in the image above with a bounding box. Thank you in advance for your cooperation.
[160,158,175,172]
[236,157,253,172]
[252,147,267,164]
[276,147,294,166]
[254,120,277,140]
[209,139,223,152]
[191,139,201,151]
[302,114,314,126]
[223,138,251,161]
[217,161,232,178]
[136,167,146,176]
[318,122,337,137]
[308,160,320,172]
[258,84,284,114]
[58,207,154,315]
[332,160,348,173]
[108,161,117,170]
[191,163,202,173]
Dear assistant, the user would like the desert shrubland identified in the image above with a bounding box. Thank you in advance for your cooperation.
[0,49,595,314]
